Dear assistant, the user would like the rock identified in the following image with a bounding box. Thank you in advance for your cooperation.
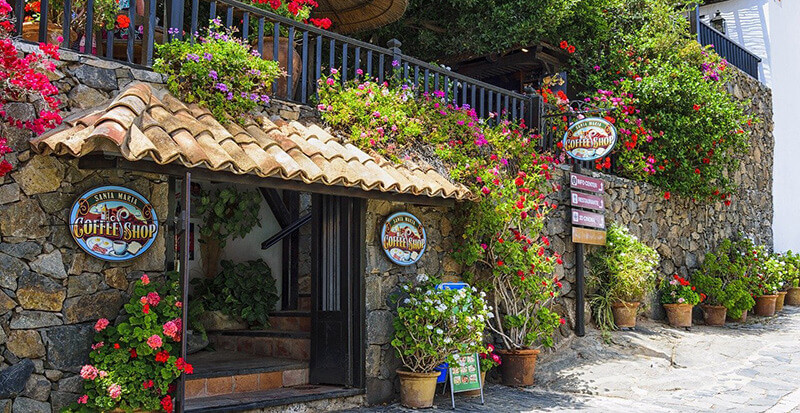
[0,242,41,261]
[0,183,20,205]
[186,331,209,354]
[366,310,393,345]
[12,397,50,413]
[67,273,101,298]
[0,359,35,398]
[72,65,117,91]
[63,290,124,324]
[11,155,65,196]
[36,193,72,214]
[103,267,128,290]
[6,331,45,359]
[0,400,9,413]
[56,375,83,393]
[67,84,108,109]
[16,272,66,312]
[4,103,35,122]
[43,324,94,373]
[44,369,62,382]
[29,250,67,280]
[22,374,50,402]
[10,312,62,329]
[0,290,16,315]
[50,391,78,413]
[366,377,394,405]
[0,199,50,239]
[130,68,165,83]
[68,253,105,276]
[0,253,26,290]
[198,310,248,331]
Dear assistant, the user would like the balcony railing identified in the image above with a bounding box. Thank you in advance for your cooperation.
[691,8,762,80]
[11,0,537,127]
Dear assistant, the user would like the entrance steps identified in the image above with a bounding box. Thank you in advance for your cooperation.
[207,329,310,360]
[184,384,363,412]
[268,310,310,332]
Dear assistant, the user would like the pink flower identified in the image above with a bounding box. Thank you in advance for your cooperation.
[163,321,178,339]
[326,78,335,86]
[91,342,104,350]
[94,318,109,332]
[108,383,122,399]
[80,365,99,380]
[140,274,150,285]
[98,370,108,378]
[147,334,163,349]
[146,292,161,306]
[140,296,147,304]
[175,301,183,308]
[77,395,88,404]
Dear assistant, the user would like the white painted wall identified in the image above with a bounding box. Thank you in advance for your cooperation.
[700,0,800,252]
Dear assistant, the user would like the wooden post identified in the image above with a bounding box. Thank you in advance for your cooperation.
[178,172,191,413]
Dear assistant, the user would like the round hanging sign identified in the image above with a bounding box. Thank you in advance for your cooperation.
[381,212,427,266]
[562,117,618,161]
[69,186,159,262]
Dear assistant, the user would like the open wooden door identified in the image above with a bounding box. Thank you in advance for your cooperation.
[309,194,365,387]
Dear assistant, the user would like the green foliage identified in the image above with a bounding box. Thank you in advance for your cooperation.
[587,223,659,330]
[391,275,489,373]
[192,260,279,328]
[154,20,283,124]
[63,273,187,412]
[659,274,701,306]
[195,187,261,248]
[691,239,754,319]
[782,251,800,288]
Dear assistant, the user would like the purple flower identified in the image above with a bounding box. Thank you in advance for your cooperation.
[330,68,338,75]
[433,90,445,98]
[168,27,180,35]
[356,68,363,75]
[215,83,228,92]
[261,95,270,103]
[391,60,400,67]
[203,53,213,61]
[226,92,233,100]
[209,70,218,80]
[186,53,200,62]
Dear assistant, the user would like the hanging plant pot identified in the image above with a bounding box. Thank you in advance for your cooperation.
[701,304,727,326]
[461,371,487,397]
[754,295,777,317]
[775,291,787,312]
[663,303,693,328]
[611,301,640,328]
[726,309,748,323]
[396,369,439,409]
[786,287,800,306]
[497,349,539,387]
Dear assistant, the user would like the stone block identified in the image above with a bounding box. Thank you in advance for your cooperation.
[49,391,78,413]
[11,155,65,196]
[29,250,67,280]
[68,253,105,276]
[10,312,62,329]
[366,310,393,345]
[12,397,50,413]
[6,330,45,359]
[0,253,26,290]
[22,374,50,402]
[16,272,66,312]
[66,273,101,298]
[0,242,40,261]
[43,324,94,372]
[0,183,20,205]
[67,84,107,109]
[0,291,15,315]
[72,65,117,91]
[56,375,83,393]
[365,377,394,405]
[62,290,125,324]
[0,199,49,239]
[0,359,35,398]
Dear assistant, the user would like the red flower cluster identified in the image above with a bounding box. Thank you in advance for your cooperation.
[673,274,690,286]
[155,350,170,363]
[559,40,576,54]
[161,396,173,413]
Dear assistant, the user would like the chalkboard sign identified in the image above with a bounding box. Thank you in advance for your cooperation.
[449,353,482,393]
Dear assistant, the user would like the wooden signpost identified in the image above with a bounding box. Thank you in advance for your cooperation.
[448,353,483,408]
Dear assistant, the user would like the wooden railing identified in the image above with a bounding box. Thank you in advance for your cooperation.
[691,7,762,80]
[11,0,537,126]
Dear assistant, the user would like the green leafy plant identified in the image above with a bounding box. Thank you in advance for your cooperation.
[782,251,800,288]
[587,222,659,331]
[195,187,262,248]
[192,259,279,328]
[660,274,701,305]
[64,273,189,413]
[391,275,489,373]
[154,19,283,124]
[691,240,754,319]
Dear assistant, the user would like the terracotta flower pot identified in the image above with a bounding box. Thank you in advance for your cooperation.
[754,295,778,317]
[261,36,302,99]
[461,370,486,397]
[775,291,787,312]
[396,369,440,409]
[611,301,640,328]
[786,287,800,306]
[497,349,540,387]
[726,310,748,323]
[701,304,727,326]
[663,303,693,327]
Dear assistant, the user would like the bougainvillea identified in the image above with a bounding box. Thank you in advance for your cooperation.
[64,273,191,413]
[248,0,332,29]
[318,70,564,350]
[0,0,62,176]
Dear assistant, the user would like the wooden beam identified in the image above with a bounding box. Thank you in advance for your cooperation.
[77,155,458,207]
[259,187,291,228]
[262,213,311,250]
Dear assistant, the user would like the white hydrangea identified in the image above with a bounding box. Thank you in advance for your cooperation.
[416,274,429,283]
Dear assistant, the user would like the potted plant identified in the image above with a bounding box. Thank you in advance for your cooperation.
[462,343,501,397]
[391,275,488,409]
[660,275,701,328]
[784,251,800,306]
[692,240,754,326]
[588,223,659,330]
[754,254,783,316]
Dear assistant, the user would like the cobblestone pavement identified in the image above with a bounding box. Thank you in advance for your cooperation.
[342,306,800,412]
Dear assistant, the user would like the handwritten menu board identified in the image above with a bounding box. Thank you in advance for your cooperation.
[449,353,482,393]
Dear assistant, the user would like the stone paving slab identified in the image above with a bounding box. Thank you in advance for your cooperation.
[343,307,800,412]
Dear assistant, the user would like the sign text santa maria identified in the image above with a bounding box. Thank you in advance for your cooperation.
[70,186,159,262]
[381,212,427,266]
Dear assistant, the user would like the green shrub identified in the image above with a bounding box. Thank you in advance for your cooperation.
[195,187,262,248]
[692,240,754,319]
[660,275,701,306]
[192,259,279,328]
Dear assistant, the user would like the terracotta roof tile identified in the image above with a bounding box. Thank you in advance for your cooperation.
[32,83,473,201]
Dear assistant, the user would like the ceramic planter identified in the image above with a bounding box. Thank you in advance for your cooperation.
[726,310,748,323]
[701,304,727,326]
[461,371,487,397]
[611,301,640,328]
[663,303,693,327]
[775,291,787,312]
[754,295,777,316]
[261,37,303,99]
[497,349,540,387]
[396,369,440,409]
[786,287,800,306]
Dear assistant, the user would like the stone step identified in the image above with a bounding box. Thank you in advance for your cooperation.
[268,311,310,332]
[207,330,310,360]
[299,294,311,311]
[184,384,363,412]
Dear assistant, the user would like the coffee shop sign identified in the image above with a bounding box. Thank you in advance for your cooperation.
[69,186,159,262]
[381,212,427,266]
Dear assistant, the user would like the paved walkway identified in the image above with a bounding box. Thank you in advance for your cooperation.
[344,306,800,412]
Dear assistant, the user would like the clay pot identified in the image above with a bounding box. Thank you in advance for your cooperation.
[396,369,440,409]
[786,287,800,306]
[199,310,248,331]
[462,371,486,397]
[726,310,748,323]
[261,36,303,99]
[663,303,694,328]
[775,291,787,312]
[701,304,727,326]
[497,349,540,387]
[611,301,640,328]
[754,295,777,316]
[22,21,77,45]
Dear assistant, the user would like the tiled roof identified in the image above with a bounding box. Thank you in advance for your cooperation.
[32,83,473,201]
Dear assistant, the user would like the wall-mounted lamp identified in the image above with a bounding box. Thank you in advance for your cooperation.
[710,10,726,34]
